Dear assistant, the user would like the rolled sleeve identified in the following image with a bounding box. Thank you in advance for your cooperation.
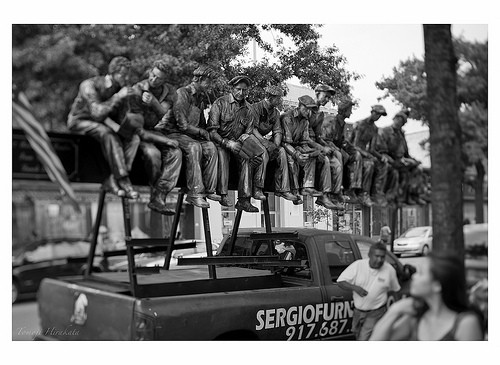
[207,100,222,131]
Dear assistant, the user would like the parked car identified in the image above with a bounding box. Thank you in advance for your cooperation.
[393,226,432,257]
[12,238,105,303]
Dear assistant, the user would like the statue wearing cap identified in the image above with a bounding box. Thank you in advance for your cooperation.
[67,56,142,200]
[207,75,267,213]
[153,65,221,210]
[322,99,365,201]
[378,110,428,206]
[250,85,297,202]
[280,95,338,209]
[349,104,391,207]
[307,84,344,210]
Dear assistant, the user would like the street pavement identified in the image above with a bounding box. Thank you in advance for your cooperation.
[12,300,39,341]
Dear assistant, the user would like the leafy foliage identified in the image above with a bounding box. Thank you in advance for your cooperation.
[12,24,360,130]
[375,37,487,169]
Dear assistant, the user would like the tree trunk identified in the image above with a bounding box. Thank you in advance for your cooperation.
[424,25,464,257]
[474,160,485,223]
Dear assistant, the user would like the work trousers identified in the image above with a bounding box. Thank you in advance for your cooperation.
[352,305,387,341]
[340,145,363,190]
[167,133,218,197]
[326,149,343,195]
[288,151,332,193]
[69,118,139,179]
[217,146,265,198]
[140,141,182,194]
[371,159,389,196]
[263,147,290,193]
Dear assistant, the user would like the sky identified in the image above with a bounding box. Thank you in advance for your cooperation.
[317,24,488,133]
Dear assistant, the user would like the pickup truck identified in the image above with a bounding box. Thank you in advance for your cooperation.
[36,227,415,341]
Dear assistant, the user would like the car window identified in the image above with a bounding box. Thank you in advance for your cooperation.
[325,240,355,281]
[402,227,429,238]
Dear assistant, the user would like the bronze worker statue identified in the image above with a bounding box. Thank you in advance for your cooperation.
[280,95,337,209]
[207,75,267,213]
[155,65,220,209]
[250,85,298,202]
[67,56,140,199]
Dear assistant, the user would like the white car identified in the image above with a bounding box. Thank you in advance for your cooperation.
[393,226,432,257]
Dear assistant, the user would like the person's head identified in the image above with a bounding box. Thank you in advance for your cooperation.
[108,56,131,87]
[337,99,354,119]
[192,65,215,90]
[410,251,468,312]
[298,95,317,119]
[314,84,335,106]
[148,60,170,88]
[368,242,387,269]
[393,110,409,129]
[370,104,387,121]
[264,85,284,109]
[229,75,252,102]
[274,240,296,256]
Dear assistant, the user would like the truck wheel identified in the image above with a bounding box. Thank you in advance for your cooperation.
[12,280,19,304]
[421,245,430,256]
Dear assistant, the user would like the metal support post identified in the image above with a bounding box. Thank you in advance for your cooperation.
[122,197,137,296]
[262,195,272,233]
[229,209,243,256]
[202,208,217,279]
[85,188,106,278]
[163,191,185,269]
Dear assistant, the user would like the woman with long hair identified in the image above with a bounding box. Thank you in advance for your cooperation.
[370,251,484,340]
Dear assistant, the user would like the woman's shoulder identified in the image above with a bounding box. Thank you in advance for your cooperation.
[454,311,484,340]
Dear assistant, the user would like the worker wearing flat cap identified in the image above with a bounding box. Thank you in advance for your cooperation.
[207,75,267,213]
[280,95,337,209]
[349,104,389,207]
[322,99,366,203]
[308,84,344,209]
[250,85,297,202]
[378,109,427,206]
[155,65,220,210]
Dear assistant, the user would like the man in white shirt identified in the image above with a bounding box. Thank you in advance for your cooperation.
[337,242,400,340]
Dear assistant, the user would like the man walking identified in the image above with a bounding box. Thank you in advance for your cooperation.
[337,242,400,340]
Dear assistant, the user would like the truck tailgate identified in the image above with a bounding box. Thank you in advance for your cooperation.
[37,278,136,340]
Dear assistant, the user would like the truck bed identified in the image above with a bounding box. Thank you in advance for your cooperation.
[62,266,289,298]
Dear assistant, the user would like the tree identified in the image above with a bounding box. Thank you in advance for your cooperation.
[375,38,487,223]
[12,24,360,130]
[423,24,464,256]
